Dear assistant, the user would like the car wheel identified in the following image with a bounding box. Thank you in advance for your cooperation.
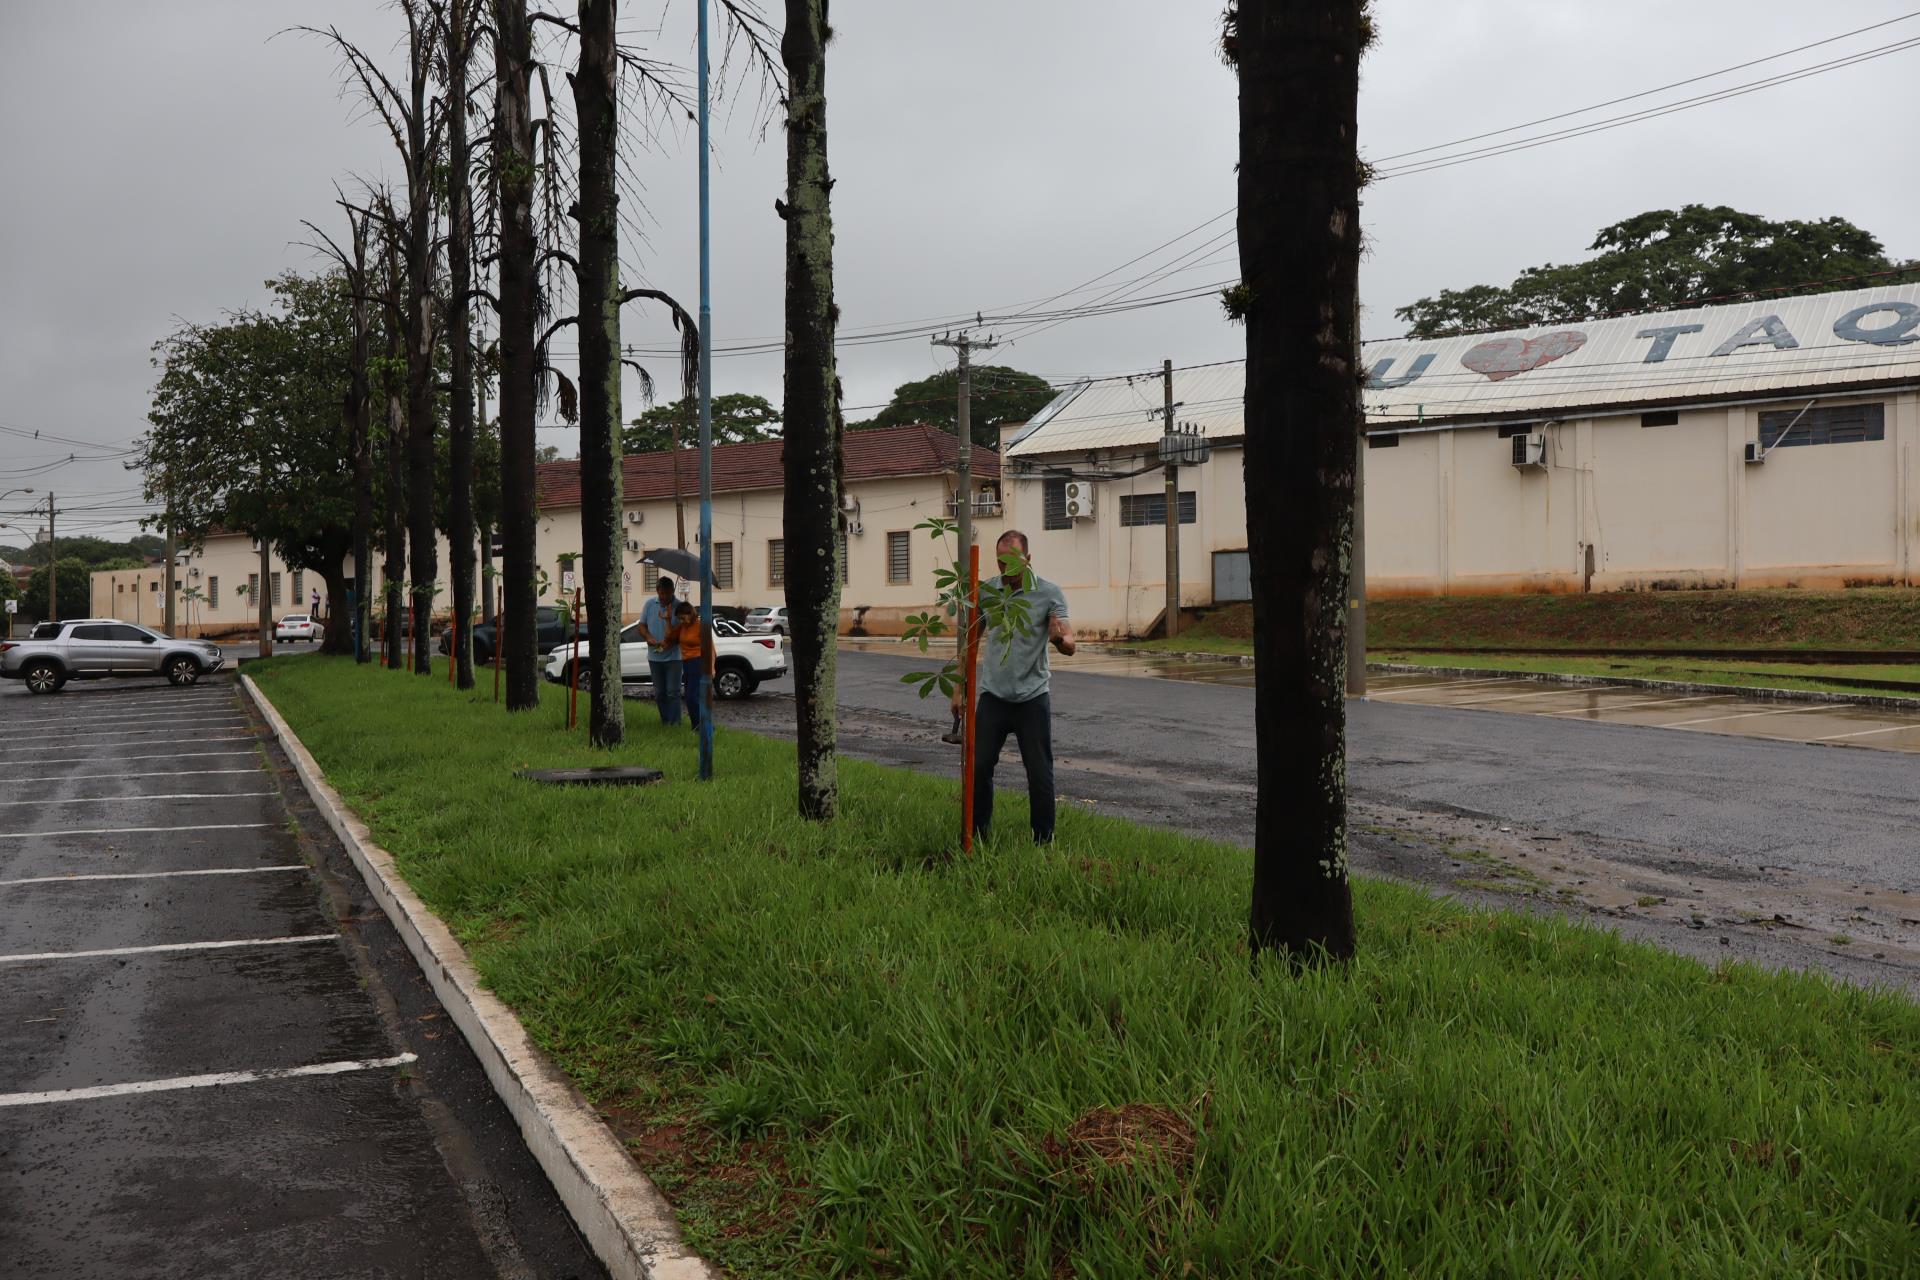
[713,666,753,700]
[23,660,65,695]
[166,656,202,687]
[773,625,786,636]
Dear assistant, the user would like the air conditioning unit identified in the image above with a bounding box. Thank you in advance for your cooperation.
[1509,434,1546,469]
[626,538,641,552]
[1063,480,1096,520]
[625,511,643,524]
[1743,440,1765,465]
[846,519,864,537]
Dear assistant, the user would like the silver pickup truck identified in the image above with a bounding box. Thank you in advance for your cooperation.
[0,618,226,694]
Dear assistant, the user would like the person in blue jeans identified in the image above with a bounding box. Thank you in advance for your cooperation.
[671,601,709,729]
[950,529,1077,843]
[639,574,683,725]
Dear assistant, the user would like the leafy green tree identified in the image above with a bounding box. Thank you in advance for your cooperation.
[622,393,779,455]
[4,535,156,570]
[857,365,1056,448]
[1396,205,1919,338]
[22,558,103,620]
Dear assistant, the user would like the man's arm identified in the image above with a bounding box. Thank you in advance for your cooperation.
[1049,603,1077,657]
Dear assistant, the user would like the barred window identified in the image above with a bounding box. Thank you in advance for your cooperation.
[713,542,735,590]
[642,560,660,590]
[249,572,259,601]
[208,576,219,608]
[839,532,849,584]
[1043,479,1070,531]
[1759,402,1884,450]
[769,538,785,586]
[887,531,911,584]
[1118,491,1197,527]
[271,572,282,605]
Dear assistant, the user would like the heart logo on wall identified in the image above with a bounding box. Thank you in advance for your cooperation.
[1461,330,1588,382]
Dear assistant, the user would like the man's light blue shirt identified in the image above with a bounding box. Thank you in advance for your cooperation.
[640,595,680,661]
[978,574,1068,703]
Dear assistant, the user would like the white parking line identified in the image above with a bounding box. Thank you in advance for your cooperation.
[10,768,261,783]
[3,710,244,729]
[1810,722,1920,742]
[5,750,259,768]
[0,866,306,887]
[0,1053,417,1108]
[0,792,273,808]
[1454,684,1626,706]
[1665,704,1831,729]
[0,822,272,841]
[1367,677,1528,698]
[0,725,249,745]
[1539,693,1726,716]
[0,934,336,964]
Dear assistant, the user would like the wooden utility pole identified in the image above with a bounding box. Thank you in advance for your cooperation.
[1347,415,1367,695]
[1162,359,1180,640]
[163,479,177,635]
[932,329,997,636]
[45,493,56,624]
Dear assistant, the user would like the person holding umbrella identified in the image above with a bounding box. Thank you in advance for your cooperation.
[639,574,683,725]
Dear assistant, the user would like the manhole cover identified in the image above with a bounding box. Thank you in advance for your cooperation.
[515,766,664,787]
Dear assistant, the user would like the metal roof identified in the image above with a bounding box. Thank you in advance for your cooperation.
[1007,282,1920,456]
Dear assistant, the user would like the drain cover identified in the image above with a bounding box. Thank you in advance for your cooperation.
[515,766,664,787]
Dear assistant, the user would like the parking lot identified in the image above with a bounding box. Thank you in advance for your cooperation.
[0,670,600,1278]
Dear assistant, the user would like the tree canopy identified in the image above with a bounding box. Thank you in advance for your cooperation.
[1395,205,1920,338]
[0,534,163,570]
[622,393,780,455]
[855,365,1057,448]
[21,557,110,620]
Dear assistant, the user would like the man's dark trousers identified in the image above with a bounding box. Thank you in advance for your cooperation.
[972,691,1055,843]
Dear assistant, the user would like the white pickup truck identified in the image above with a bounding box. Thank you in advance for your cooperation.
[543,616,786,699]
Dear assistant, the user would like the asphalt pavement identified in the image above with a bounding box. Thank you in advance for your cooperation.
[0,666,603,1279]
[726,645,1920,991]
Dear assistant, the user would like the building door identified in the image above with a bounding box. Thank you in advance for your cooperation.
[1212,550,1252,603]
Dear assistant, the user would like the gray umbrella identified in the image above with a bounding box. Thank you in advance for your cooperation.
[640,546,715,585]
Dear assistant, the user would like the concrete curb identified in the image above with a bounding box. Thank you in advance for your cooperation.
[1368,662,1920,712]
[241,675,714,1280]
[1090,644,1256,667]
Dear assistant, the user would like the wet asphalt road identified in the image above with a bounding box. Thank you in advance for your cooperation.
[0,667,602,1279]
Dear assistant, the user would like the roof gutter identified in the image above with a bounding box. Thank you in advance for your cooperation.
[1364,383,1920,437]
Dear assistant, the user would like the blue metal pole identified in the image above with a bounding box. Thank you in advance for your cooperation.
[696,0,715,780]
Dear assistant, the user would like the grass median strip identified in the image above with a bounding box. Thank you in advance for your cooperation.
[251,657,1920,1279]
[1379,651,1920,701]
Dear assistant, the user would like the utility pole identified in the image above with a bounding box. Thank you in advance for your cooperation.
[163,477,177,635]
[45,493,56,624]
[1162,359,1180,641]
[932,329,997,638]
[1347,296,1367,695]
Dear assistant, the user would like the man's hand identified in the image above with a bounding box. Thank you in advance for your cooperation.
[949,685,965,717]
[1049,615,1077,657]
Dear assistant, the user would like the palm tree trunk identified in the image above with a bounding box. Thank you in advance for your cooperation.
[573,0,626,747]
[382,231,408,670]
[346,216,375,663]
[1232,0,1362,964]
[780,0,841,821]
[494,0,541,711]
[447,0,478,689]
[404,20,438,677]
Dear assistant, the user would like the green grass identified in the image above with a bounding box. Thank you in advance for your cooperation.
[1379,652,1920,701]
[1130,590,1920,659]
[251,657,1920,1279]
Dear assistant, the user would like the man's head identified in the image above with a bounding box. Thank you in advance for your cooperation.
[655,574,676,601]
[996,530,1031,579]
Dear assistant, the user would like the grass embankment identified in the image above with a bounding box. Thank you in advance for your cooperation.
[251,658,1920,1278]
[1379,652,1920,701]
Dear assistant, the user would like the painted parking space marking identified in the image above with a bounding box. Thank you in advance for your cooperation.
[6,750,259,769]
[1666,704,1833,729]
[0,1053,417,1108]
[1454,684,1628,706]
[0,792,275,808]
[11,768,262,783]
[1367,677,1528,698]
[0,866,306,888]
[0,934,336,965]
[1809,722,1920,742]
[1538,693,1726,716]
[2,710,245,729]
[0,725,251,745]
[0,822,273,841]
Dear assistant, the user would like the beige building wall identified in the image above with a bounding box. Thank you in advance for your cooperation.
[1009,389,1920,636]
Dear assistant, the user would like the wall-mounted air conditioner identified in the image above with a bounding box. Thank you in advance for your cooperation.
[1509,434,1546,469]
[626,538,641,552]
[625,510,643,525]
[846,519,864,537]
[1064,480,1096,519]
[1743,440,1765,465]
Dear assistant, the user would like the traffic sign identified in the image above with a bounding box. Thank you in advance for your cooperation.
[3,599,15,614]
[561,570,577,593]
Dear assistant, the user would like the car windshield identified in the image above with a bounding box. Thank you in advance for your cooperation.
[746,607,773,618]
[30,622,62,639]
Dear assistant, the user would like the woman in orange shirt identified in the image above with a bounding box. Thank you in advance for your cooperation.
[669,602,712,729]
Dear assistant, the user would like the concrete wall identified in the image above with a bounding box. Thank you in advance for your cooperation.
[1009,390,1920,636]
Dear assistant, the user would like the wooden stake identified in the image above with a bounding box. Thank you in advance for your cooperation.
[492,587,502,703]
[568,589,582,729]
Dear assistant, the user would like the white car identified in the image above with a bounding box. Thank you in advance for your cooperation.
[274,614,320,642]
[743,605,789,636]
[543,616,786,699]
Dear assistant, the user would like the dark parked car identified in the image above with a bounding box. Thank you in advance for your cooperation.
[452,605,575,666]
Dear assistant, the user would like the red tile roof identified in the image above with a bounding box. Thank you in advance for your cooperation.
[534,422,998,509]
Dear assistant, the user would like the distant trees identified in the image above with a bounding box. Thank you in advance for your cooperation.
[21,559,99,621]
[1396,206,1920,338]
[857,365,1055,448]
[623,393,779,454]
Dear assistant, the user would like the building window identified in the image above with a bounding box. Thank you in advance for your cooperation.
[1759,402,1884,450]
[1043,479,1071,531]
[149,579,159,592]
[1496,424,1533,439]
[291,570,304,604]
[1640,409,1679,428]
[208,577,219,608]
[642,560,660,590]
[1118,491,1197,528]
[887,531,911,584]
[838,532,849,584]
[713,542,735,590]
[271,572,282,605]
[769,538,785,587]
[1367,432,1400,448]
[249,572,259,603]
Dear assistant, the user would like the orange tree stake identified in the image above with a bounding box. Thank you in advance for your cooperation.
[960,544,981,853]
[568,589,582,730]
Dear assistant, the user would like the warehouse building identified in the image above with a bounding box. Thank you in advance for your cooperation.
[1002,281,1920,636]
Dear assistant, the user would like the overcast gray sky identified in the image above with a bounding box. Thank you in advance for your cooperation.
[3,0,1915,545]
